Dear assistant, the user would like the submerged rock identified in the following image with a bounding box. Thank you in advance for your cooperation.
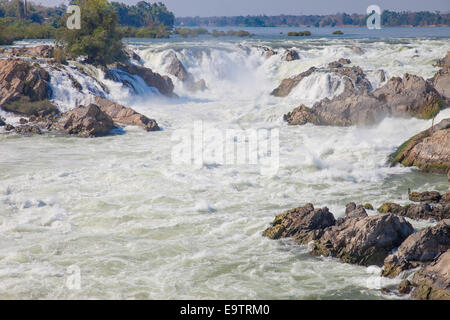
[382,220,450,277]
[409,191,442,203]
[390,118,450,174]
[94,97,159,132]
[53,104,115,137]
[411,250,450,300]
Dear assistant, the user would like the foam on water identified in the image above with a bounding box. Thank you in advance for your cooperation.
[0,36,449,299]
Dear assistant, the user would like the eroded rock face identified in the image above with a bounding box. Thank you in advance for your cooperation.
[108,62,175,97]
[271,67,318,97]
[164,52,207,92]
[411,250,450,300]
[0,58,53,113]
[382,220,450,277]
[310,213,414,266]
[262,203,336,244]
[409,191,442,203]
[53,104,115,137]
[390,118,450,174]
[94,97,159,132]
[4,45,54,59]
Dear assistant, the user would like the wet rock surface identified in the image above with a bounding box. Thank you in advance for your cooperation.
[94,97,160,132]
[390,118,450,174]
[382,220,450,277]
[52,104,115,137]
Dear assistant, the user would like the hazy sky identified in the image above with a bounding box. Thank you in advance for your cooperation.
[35,0,450,16]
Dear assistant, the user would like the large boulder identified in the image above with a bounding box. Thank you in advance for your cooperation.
[0,58,54,114]
[53,104,115,137]
[5,45,54,59]
[262,203,336,244]
[94,97,159,132]
[310,213,414,266]
[272,67,318,97]
[390,118,450,174]
[382,220,450,277]
[411,250,450,300]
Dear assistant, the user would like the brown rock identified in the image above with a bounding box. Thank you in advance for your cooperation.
[411,250,450,300]
[107,62,175,97]
[398,280,413,294]
[272,67,318,97]
[5,45,54,59]
[263,203,336,243]
[0,58,53,109]
[310,213,414,266]
[391,118,450,174]
[382,220,450,277]
[53,104,115,137]
[94,97,159,132]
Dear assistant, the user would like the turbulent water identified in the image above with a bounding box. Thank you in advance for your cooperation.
[0,28,449,299]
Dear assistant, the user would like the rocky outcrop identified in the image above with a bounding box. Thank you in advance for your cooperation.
[94,97,159,131]
[264,203,414,267]
[53,104,115,137]
[310,213,414,266]
[107,62,175,97]
[382,220,450,277]
[4,45,54,59]
[349,46,365,55]
[0,58,54,115]
[435,51,450,68]
[411,250,450,300]
[284,71,445,126]
[390,118,449,174]
[165,52,207,91]
[263,203,336,243]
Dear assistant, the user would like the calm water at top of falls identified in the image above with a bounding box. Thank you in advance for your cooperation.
[0,27,449,299]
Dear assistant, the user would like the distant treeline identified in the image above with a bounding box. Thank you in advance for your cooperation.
[176,11,450,27]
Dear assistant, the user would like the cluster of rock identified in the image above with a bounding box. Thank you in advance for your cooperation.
[264,193,450,299]
[389,118,449,174]
[3,45,54,59]
[281,61,445,126]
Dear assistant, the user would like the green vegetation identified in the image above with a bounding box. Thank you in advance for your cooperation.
[174,27,209,38]
[2,97,58,116]
[111,1,174,28]
[56,0,126,66]
[287,31,311,36]
[173,28,254,38]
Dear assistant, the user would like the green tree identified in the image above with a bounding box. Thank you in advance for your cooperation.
[57,0,126,66]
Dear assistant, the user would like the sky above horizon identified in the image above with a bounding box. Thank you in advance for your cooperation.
[36,0,450,17]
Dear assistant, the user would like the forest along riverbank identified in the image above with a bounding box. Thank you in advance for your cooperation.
[0,36,449,299]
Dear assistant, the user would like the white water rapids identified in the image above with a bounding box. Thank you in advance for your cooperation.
[0,36,449,299]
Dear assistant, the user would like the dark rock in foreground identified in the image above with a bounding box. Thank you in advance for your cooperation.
[382,220,450,277]
[264,203,414,267]
[411,250,450,300]
[390,118,449,174]
[310,213,414,266]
